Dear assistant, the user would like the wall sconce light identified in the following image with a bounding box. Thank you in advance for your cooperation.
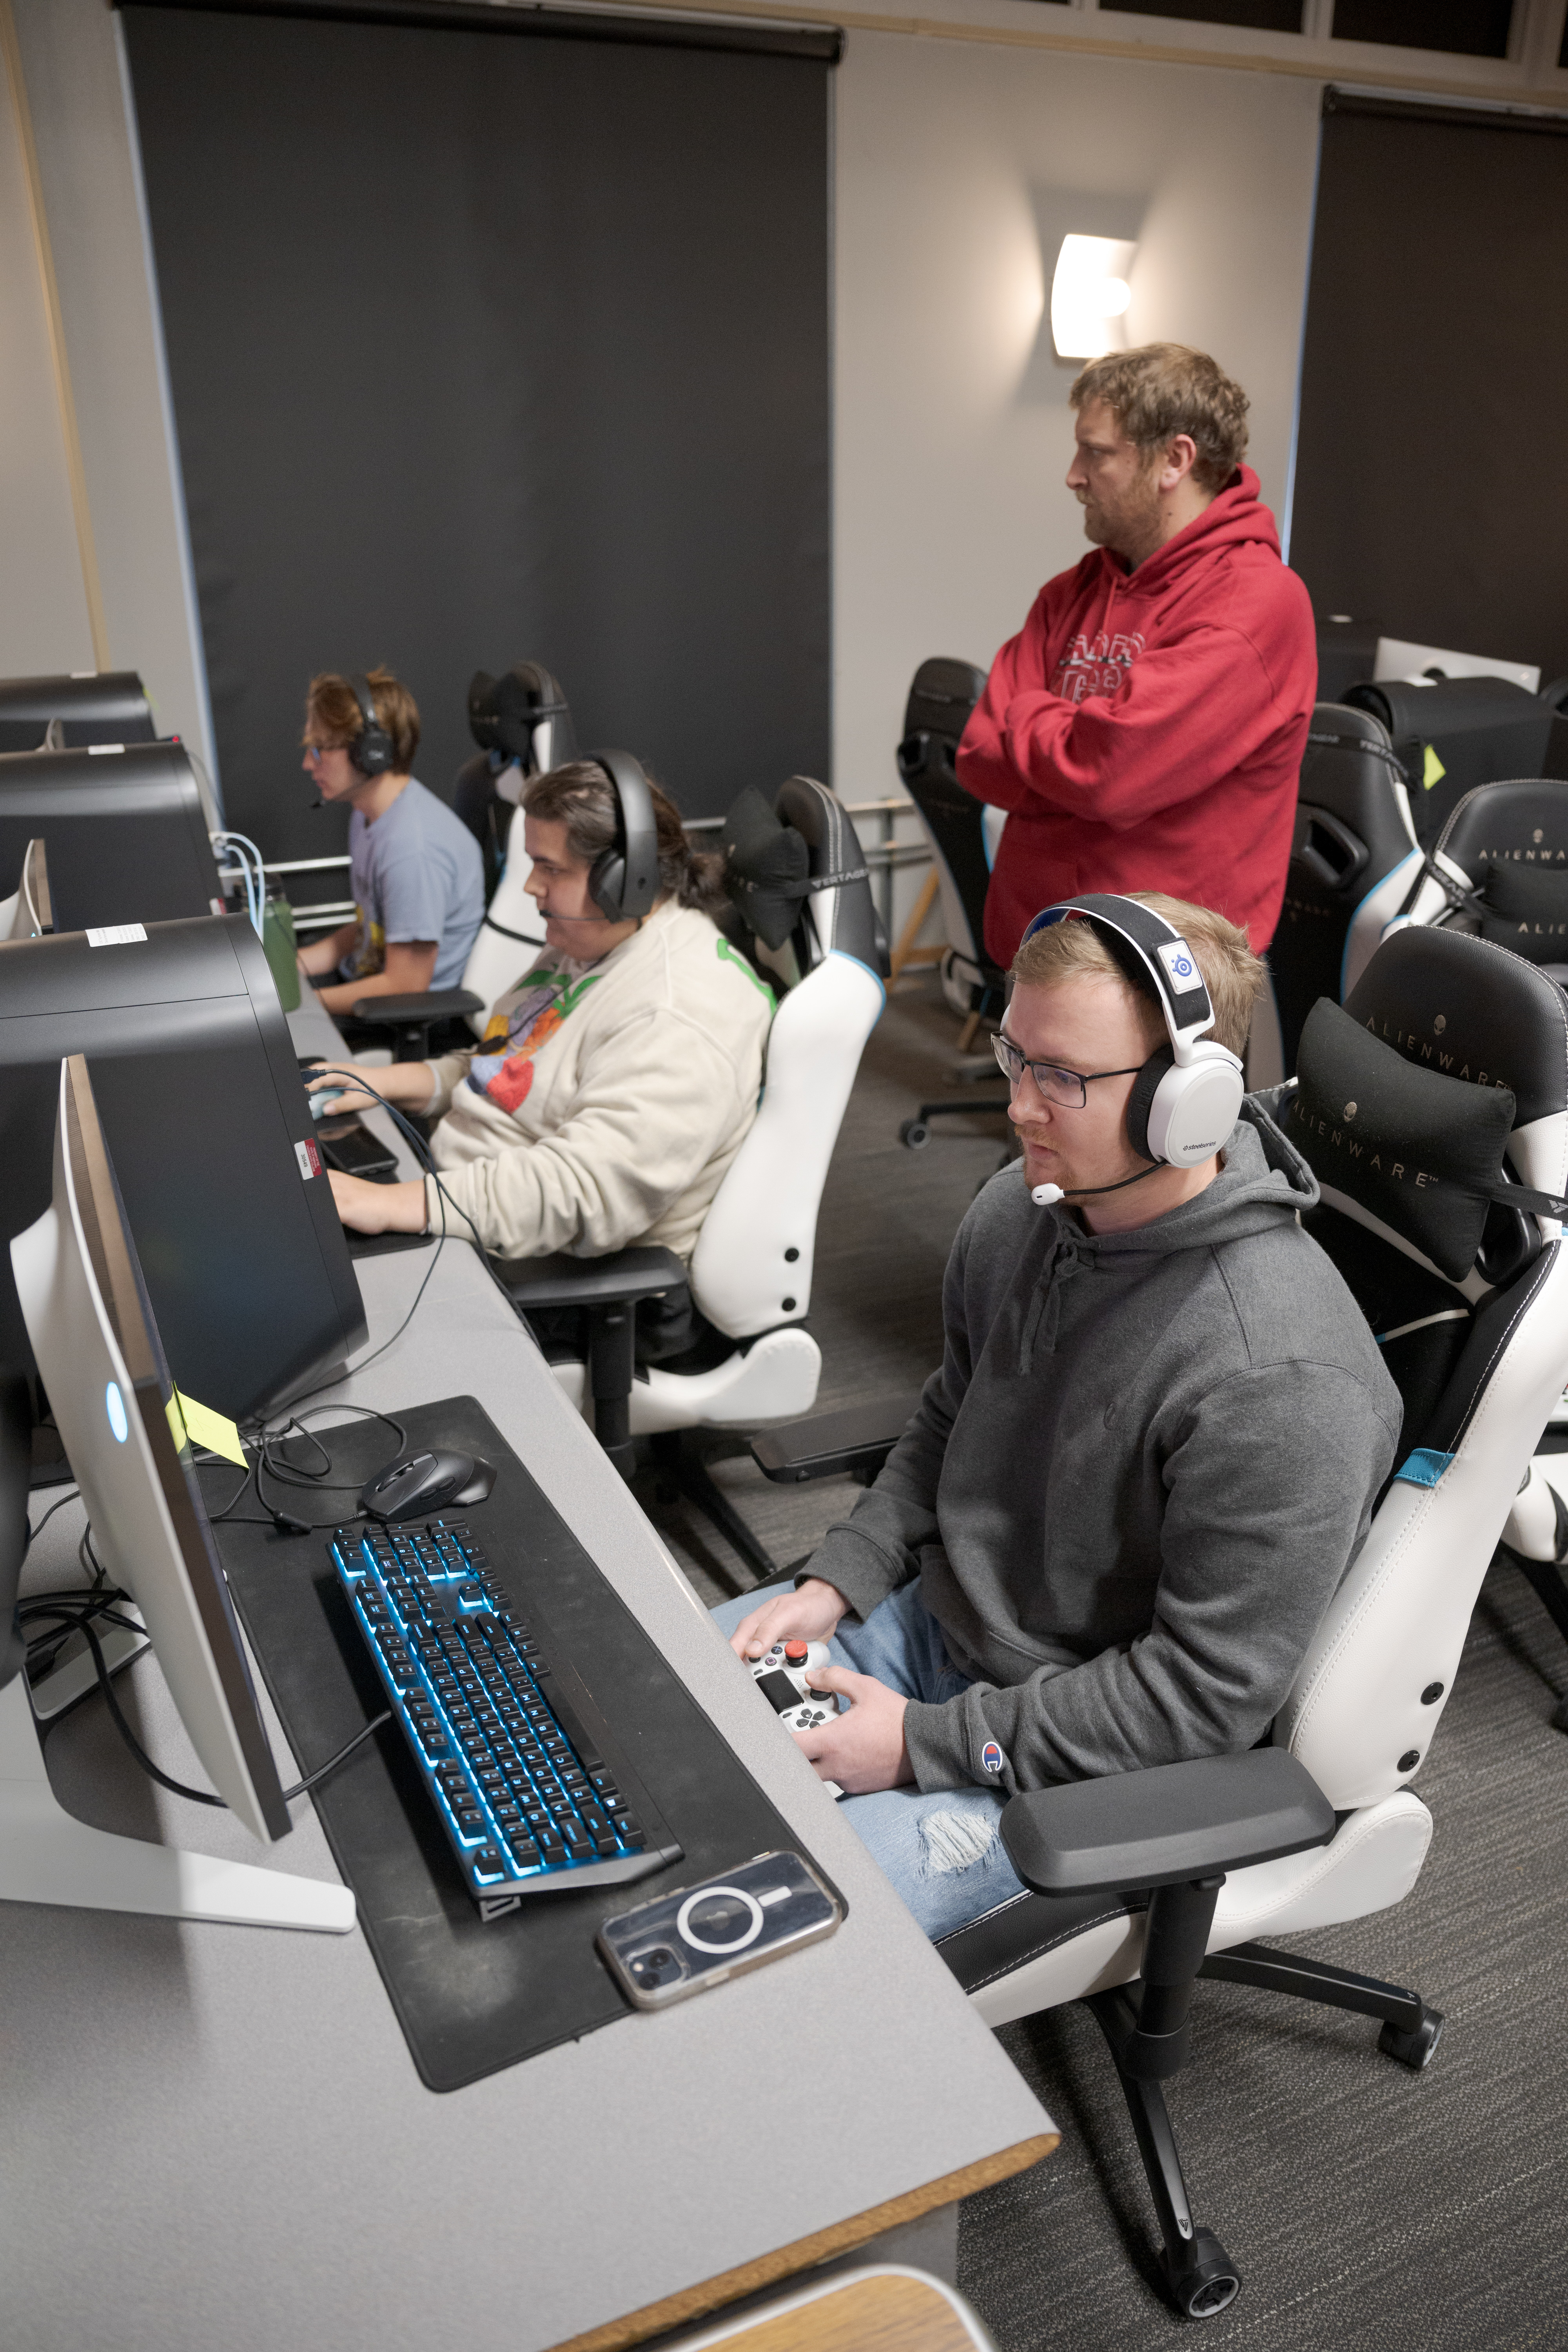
[1050,234,1137,363]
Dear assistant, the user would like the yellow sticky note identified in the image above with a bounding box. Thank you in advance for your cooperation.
[1422,743,1446,791]
[173,1387,247,1467]
[166,1391,189,1452]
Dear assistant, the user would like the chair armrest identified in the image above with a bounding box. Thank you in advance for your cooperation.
[1001,1749,1334,1898]
[497,1245,686,1311]
[349,989,485,1024]
[750,1393,923,1484]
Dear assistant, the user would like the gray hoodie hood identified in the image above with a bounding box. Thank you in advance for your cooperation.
[809,1101,1398,1795]
[1016,1104,1318,1372]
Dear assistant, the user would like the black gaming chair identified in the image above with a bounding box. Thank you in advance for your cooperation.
[893,657,1011,1151]
[452,660,578,903]
[753,925,1568,2316]
[1267,702,1420,1074]
[1392,778,1568,983]
[1345,674,1568,849]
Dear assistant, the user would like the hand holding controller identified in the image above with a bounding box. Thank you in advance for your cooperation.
[748,1639,844,1800]
[749,1638,839,1733]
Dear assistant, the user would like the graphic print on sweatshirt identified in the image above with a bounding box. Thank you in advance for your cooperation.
[1051,628,1148,704]
[465,966,602,1116]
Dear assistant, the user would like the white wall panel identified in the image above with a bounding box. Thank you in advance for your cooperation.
[832,31,1322,821]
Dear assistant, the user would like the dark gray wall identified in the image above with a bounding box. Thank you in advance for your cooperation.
[1290,93,1568,688]
[121,3,833,861]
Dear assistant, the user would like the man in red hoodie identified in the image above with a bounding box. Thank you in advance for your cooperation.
[957,344,1315,967]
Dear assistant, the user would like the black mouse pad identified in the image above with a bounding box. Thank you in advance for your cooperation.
[205,1397,841,2093]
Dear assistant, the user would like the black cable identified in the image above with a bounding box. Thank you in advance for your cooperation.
[278,1710,393,1802]
[305,1067,540,1355]
[47,1610,227,1807]
[22,1486,80,1561]
[22,1588,390,1809]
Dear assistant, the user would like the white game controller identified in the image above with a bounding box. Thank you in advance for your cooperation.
[749,1638,838,1733]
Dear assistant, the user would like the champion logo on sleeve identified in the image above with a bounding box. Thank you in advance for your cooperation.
[979,1740,1005,1776]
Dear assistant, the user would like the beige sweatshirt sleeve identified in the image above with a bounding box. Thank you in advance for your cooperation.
[423,1008,751,1258]
[423,1045,477,1121]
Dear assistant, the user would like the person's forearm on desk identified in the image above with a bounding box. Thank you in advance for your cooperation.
[298,920,359,978]
[313,939,439,1016]
[307,1059,440,1118]
[329,1171,429,1232]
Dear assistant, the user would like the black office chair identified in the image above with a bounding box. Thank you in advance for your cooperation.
[1344,673,1568,849]
[1267,701,1420,1075]
[452,659,578,903]
[343,661,575,1064]
[893,658,1012,1152]
[751,925,1568,2316]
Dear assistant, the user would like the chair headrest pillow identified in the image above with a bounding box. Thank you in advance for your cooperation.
[720,787,809,951]
[1286,998,1515,1280]
[1344,924,1568,1130]
[1477,861,1568,964]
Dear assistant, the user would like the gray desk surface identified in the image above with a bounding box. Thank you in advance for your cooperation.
[1,999,1055,2352]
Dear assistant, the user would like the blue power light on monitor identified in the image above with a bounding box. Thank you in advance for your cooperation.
[105,1381,129,1443]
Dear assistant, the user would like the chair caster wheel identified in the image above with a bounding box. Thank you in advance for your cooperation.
[1378,2005,1444,2069]
[1550,1691,1568,1735]
[900,1120,930,1151]
[1161,2227,1240,2319]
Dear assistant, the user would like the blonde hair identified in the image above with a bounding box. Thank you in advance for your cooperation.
[1070,345,1249,494]
[1009,891,1263,1059]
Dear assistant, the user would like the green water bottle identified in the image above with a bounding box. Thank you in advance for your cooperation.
[262,891,301,1012]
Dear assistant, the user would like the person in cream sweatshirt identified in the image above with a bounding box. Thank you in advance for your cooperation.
[316,761,772,1263]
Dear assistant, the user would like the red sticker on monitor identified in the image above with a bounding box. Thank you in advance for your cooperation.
[294,1138,322,1180]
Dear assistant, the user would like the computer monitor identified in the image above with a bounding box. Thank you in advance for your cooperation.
[0,743,221,934]
[0,670,156,755]
[0,915,367,1428]
[0,1054,354,1931]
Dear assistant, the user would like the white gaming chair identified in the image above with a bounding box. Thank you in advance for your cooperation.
[760,924,1568,2315]
[503,778,886,1579]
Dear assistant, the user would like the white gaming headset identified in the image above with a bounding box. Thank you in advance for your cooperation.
[1017,894,1246,1207]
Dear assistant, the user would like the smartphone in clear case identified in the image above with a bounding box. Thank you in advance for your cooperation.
[597,1850,842,2011]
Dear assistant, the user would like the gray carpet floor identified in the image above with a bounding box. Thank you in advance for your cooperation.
[637,973,1568,2350]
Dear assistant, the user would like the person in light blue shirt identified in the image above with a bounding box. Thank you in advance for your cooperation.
[296,666,485,1016]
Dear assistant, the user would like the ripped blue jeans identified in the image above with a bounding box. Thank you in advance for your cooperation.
[709,1581,1028,1942]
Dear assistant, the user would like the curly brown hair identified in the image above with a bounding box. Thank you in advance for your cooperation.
[1070,345,1249,494]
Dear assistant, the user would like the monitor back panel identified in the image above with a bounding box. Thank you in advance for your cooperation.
[0,746,219,930]
[0,672,156,753]
[0,918,365,1423]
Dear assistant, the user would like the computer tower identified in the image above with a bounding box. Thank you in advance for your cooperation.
[0,743,222,931]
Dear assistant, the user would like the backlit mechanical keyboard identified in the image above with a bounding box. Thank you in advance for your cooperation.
[331,1518,681,1916]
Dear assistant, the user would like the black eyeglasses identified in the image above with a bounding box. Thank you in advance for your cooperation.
[993,1031,1143,1109]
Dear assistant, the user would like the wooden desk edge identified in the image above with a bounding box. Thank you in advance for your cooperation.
[547,2131,1060,2352]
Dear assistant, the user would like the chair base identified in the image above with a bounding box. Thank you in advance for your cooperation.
[649,1432,779,1589]
[900,1098,1011,1150]
[1078,1938,1441,2319]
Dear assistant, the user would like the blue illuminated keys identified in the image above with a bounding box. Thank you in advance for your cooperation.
[328,1521,679,1916]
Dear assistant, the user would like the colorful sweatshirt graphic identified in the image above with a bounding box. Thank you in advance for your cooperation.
[464,965,602,1116]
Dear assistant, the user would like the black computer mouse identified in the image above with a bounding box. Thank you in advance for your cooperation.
[359,1448,497,1523]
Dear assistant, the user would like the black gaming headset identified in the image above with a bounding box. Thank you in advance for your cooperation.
[347,675,395,778]
[1017,893,1246,1204]
[584,750,661,924]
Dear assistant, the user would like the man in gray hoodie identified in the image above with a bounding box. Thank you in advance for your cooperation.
[716,891,1401,1937]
